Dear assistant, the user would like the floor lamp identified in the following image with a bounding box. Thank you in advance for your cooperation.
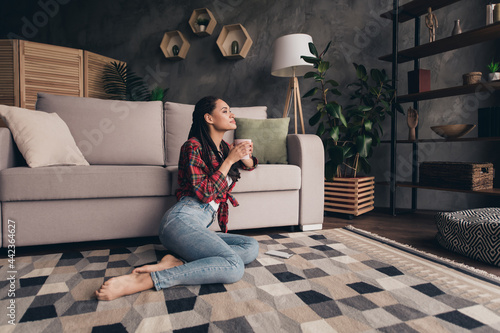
[271,34,314,134]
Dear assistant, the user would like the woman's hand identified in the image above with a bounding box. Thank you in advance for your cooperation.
[227,141,253,165]
[218,141,254,177]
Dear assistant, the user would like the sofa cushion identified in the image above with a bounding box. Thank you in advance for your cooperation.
[0,165,170,202]
[168,164,301,195]
[164,101,267,166]
[235,117,290,164]
[36,93,164,166]
[0,105,89,168]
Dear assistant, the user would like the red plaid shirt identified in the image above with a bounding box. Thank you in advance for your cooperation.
[176,137,258,232]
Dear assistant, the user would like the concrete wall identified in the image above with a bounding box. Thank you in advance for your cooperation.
[1,0,498,211]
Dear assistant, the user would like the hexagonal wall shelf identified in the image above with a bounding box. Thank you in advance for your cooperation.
[216,24,253,59]
[160,31,190,60]
[188,8,217,37]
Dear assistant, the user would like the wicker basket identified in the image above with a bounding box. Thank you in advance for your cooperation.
[462,72,482,85]
[419,162,494,190]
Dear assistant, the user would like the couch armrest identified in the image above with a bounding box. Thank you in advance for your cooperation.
[287,134,324,230]
[0,127,19,171]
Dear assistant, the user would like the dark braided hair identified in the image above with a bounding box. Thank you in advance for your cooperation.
[188,96,241,183]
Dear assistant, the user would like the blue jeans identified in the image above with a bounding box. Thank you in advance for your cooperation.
[150,196,260,290]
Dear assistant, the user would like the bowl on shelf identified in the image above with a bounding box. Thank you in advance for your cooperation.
[430,124,476,139]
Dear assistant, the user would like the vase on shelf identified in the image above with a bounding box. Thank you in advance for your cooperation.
[451,20,462,35]
[231,40,239,55]
[172,45,180,56]
[488,72,500,81]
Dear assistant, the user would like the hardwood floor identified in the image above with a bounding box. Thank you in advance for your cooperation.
[4,209,499,278]
[321,209,500,277]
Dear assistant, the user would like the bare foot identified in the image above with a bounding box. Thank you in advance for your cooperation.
[95,272,154,301]
[132,254,184,274]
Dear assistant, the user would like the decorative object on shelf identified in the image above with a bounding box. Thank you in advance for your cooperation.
[324,177,375,216]
[216,24,253,59]
[478,107,500,137]
[188,8,217,36]
[487,59,500,81]
[462,71,482,85]
[407,69,430,94]
[172,45,180,56]
[451,19,462,35]
[231,40,239,55]
[160,31,190,60]
[430,124,476,139]
[407,107,418,141]
[419,161,494,191]
[302,42,403,179]
[495,3,500,22]
[196,17,210,32]
[271,33,314,135]
[425,7,438,42]
[487,3,495,25]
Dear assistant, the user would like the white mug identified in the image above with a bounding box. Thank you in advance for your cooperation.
[233,139,252,159]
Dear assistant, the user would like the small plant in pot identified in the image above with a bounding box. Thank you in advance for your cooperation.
[196,17,210,32]
[302,42,403,216]
[487,59,500,81]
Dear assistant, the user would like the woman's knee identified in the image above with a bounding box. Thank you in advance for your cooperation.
[222,255,245,284]
[246,238,259,263]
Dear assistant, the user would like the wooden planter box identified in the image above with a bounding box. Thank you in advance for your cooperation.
[324,177,375,216]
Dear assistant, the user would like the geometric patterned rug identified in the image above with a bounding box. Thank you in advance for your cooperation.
[1,227,500,332]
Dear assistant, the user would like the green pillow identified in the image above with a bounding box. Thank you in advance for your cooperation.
[234,117,290,164]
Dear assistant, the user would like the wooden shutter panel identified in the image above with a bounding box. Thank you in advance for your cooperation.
[19,40,83,109]
[84,51,125,99]
[0,40,19,107]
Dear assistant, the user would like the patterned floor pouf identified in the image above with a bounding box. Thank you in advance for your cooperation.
[435,207,500,266]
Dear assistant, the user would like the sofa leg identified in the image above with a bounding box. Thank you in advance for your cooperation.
[300,224,323,231]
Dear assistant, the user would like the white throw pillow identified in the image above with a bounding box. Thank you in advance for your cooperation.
[0,105,89,168]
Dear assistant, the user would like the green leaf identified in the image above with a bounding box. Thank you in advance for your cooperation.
[302,87,318,98]
[370,68,383,83]
[301,56,319,64]
[318,61,330,73]
[358,105,372,112]
[303,71,317,79]
[317,121,326,136]
[356,135,373,158]
[364,119,373,131]
[308,42,318,57]
[321,41,332,57]
[356,64,367,80]
[329,126,340,141]
[329,89,342,96]
[325,103,342,118]
[326,79,339,87]
[309,111,322,126]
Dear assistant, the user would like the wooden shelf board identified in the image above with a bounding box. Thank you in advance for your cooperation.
[380,0,462,23]
[397,182,500,196]
[379,22,500,63]
[381,137,500,144]
[397,81,500,103]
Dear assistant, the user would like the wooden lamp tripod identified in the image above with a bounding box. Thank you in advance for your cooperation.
[271,34,314,135]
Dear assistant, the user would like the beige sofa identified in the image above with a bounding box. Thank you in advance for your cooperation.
[0,93,324,247]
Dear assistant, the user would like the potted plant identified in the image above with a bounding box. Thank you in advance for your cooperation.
[487,59,500,81]
[196,17,210,32]
[302,42,403,216]
[103,61,168,102]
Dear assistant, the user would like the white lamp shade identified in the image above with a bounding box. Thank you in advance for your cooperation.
[271,33,314,77]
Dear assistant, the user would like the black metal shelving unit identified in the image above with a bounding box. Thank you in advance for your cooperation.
[381,0,500,215]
